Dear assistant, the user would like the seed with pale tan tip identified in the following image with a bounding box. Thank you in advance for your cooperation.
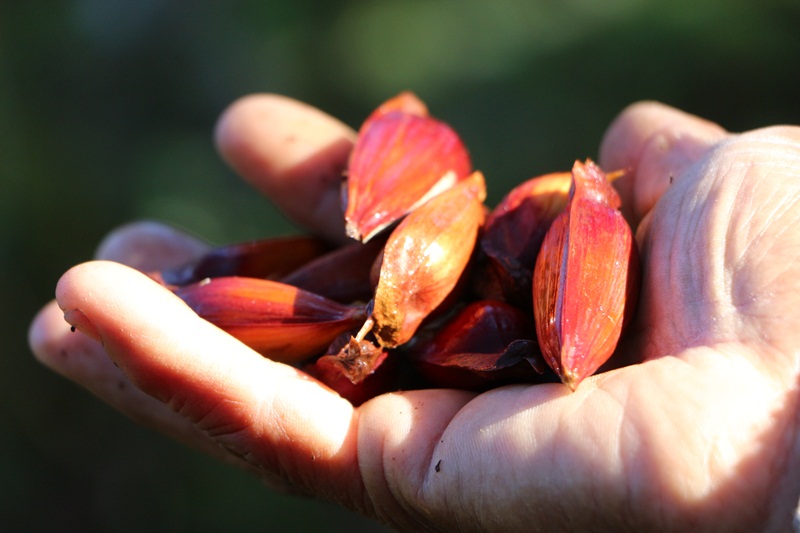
[365,170,487,348]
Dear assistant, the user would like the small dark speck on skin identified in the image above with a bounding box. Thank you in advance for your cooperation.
[60,349,68,358]
[117,381,126,390]
[669,174,674,184]
[435,460,442,473]
[70,325,76,332]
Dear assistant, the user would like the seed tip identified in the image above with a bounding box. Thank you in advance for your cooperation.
[355,317,375,342]
[560,369,584,392]
[345,219,363,242]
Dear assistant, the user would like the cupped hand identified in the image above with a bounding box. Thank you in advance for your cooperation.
[29,96,800,531]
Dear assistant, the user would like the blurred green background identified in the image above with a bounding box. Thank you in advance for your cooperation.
[2,1,799,531]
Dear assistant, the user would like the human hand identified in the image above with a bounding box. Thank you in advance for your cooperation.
[29,95,800,531]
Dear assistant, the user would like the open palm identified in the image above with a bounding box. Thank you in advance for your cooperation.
[30,97,800,532]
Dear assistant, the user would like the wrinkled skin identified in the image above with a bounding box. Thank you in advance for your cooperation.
[29,95,800,532]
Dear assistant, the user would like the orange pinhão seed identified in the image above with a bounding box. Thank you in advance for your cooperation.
[367,170,487,348]
[533,160,639,390]
[343,92,472,243]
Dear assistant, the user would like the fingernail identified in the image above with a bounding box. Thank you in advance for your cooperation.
[63,309,101,342]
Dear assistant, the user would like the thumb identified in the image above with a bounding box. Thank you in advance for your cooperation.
[598,101,728,227]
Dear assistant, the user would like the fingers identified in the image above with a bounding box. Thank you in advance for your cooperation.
[215,97,725,241]
[28,301,257,472]
[215,94,357,243]
[598,101,728,227]
[53,260,364,504]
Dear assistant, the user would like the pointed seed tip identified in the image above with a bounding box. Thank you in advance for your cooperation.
[345,220,362,242]
[561,369,583,392]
